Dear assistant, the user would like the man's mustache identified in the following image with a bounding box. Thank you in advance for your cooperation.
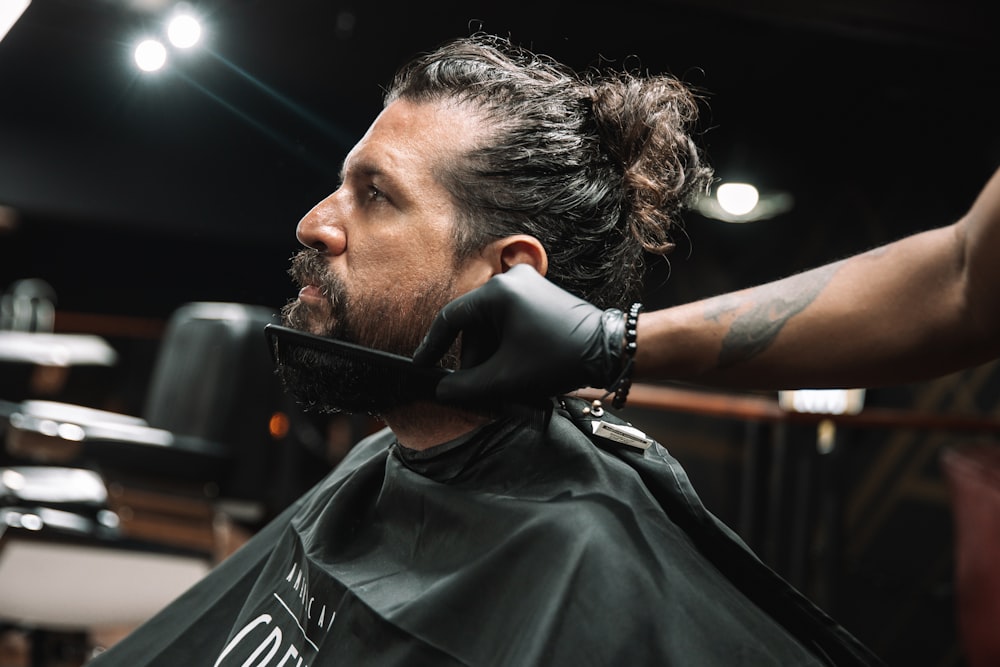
[289,249,326,287]
[289,250,343,305]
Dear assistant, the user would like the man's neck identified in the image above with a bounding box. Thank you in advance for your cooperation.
[382,402,495,450]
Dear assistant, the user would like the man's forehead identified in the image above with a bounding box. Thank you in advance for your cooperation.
[341,99,481,181]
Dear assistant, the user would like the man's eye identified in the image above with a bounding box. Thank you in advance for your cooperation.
[367,185,386,201]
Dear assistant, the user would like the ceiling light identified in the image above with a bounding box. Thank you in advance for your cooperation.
[716,182,759,216]
[695,183,794,223]
[167,13,201,49]
[134,39,168,72]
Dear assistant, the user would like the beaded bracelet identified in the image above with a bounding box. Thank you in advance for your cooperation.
[611,302,642,409]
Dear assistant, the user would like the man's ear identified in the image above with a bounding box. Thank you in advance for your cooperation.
[488,235,548,277]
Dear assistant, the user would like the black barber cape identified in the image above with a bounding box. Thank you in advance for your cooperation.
[90,398,883,666]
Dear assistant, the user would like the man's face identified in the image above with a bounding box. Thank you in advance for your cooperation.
[278,98,492,414]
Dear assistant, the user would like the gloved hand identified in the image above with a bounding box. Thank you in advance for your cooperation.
[412,264,626,404]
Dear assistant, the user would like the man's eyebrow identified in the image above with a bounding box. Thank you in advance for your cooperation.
[340,158,408,197]
[339,158,387,182]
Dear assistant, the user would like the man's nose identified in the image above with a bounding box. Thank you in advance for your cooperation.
[296,193,347,254]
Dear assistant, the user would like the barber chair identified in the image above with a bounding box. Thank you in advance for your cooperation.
[941,442,1000,667]
[0,465,212,631]
[4,302,296,518]
[0,302,330,654]
[0,278,118,437]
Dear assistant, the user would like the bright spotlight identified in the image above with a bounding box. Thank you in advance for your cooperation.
[134,39,168,72]
[167,13,202,49]
[716,182,760,216]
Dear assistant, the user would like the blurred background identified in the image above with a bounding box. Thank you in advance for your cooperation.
[0,0,998,665]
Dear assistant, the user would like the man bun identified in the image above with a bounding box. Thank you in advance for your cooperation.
[589,73,713,255]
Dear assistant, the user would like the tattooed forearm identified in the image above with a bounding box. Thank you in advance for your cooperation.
[713,263,841,368]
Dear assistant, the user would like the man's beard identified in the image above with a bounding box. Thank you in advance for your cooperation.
[276,249,460,416]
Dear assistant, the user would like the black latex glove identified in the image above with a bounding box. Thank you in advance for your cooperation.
[412,264,626,404]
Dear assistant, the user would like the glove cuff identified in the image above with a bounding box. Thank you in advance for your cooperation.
[599,308,626,389]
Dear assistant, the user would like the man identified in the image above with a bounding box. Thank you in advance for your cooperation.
[89,34,881,665]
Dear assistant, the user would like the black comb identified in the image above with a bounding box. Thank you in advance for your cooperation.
[265,323,448,409]
[264,323,552,420]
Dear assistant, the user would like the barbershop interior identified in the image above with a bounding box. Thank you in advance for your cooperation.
[1,0,997,665]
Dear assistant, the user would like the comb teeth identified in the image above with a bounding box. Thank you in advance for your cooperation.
[265,324,447,381]
[264,323,449,413]
[264,323,552,424]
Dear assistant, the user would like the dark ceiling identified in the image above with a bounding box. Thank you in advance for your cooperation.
[0,0,997,318]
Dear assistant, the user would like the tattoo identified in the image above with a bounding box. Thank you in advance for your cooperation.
[714,263,840,368]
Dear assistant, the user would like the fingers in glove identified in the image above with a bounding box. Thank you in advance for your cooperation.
[412,293,477,366]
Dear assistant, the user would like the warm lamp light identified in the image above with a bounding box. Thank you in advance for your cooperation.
[778,388,867,454]
[778,389,866,416]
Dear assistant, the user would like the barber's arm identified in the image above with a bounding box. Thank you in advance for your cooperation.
[657,166,1000,389]
[415,167,1000,400]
